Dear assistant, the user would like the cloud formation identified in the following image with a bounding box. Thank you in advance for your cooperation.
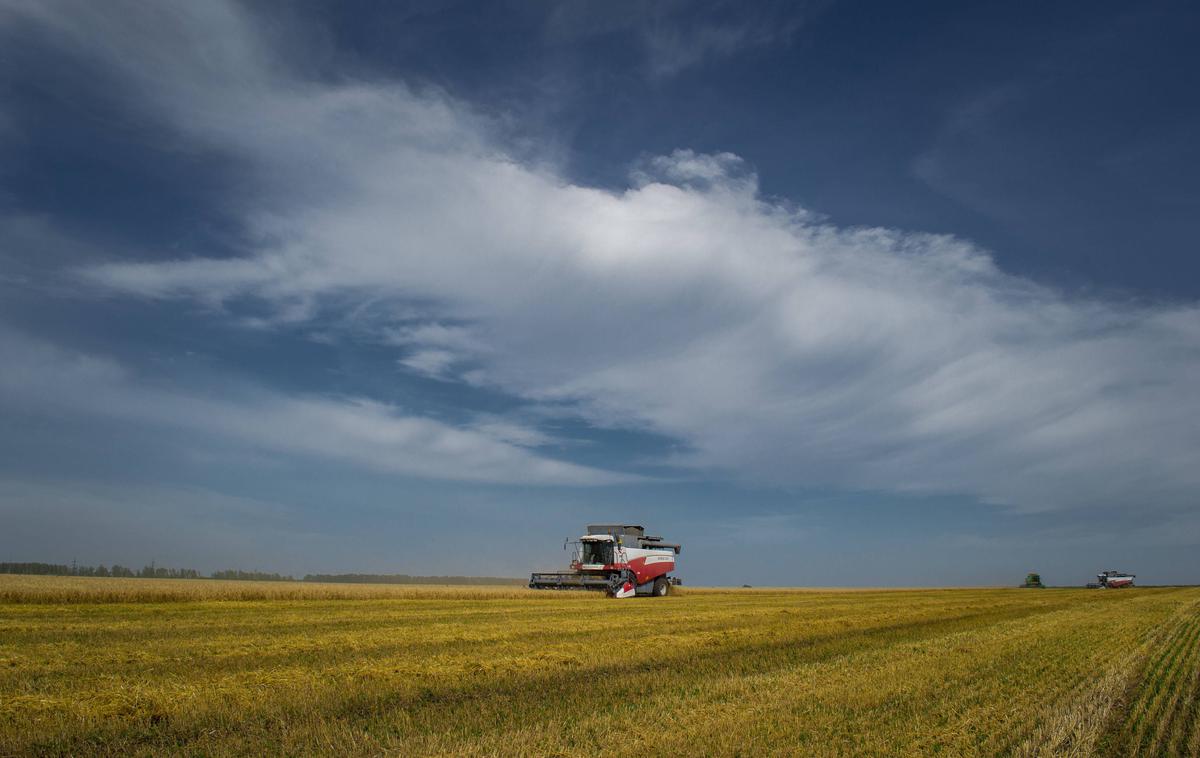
[0,328,631,486]
[5,1,1200,514]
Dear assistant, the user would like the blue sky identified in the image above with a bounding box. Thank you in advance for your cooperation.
[1,1,1198,586]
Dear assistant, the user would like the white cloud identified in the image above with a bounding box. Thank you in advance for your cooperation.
[384,323,487,353]
[398,349,458,378]
[467,414,559,449]
[7,1,1200,514]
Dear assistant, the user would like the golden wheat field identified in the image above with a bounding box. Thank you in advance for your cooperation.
[1,576,1197,757]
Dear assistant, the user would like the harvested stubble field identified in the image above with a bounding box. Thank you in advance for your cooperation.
[1,576,1197,757]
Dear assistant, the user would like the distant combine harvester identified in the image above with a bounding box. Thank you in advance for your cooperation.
[1020,572,1045,588]
[1087,570,1135,589]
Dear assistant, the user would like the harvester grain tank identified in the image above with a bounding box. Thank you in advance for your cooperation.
[529,524,680,598]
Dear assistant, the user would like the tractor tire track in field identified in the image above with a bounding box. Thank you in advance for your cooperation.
[1098,599,1200,757]
[1015,595,1189,757]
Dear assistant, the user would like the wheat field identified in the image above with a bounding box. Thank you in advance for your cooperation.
[1,576,1197,756]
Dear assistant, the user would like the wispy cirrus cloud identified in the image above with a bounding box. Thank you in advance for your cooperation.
[4,0,1200,517]
[544,0,811,79]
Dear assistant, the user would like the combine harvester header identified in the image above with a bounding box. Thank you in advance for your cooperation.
[530,524,681,598]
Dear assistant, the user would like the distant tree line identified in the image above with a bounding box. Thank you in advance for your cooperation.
[302,573,524,586]
[0,561,199,578]
[2,562,258,580]
[210,569,294,582]
[1,562,521,585]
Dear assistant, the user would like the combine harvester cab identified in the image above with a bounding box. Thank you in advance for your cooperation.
[530,524,681,598]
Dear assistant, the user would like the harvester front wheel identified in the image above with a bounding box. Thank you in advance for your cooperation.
[653,577,670,597]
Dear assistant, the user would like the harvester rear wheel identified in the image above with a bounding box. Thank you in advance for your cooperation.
[653,577,669,597]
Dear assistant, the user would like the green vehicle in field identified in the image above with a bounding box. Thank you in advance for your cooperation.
[1020,572,1045,588]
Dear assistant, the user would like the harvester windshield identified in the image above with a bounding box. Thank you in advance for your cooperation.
[580,540,613,565]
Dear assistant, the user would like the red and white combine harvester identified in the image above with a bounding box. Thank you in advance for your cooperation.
[1090,570,1136,589]
[529,524,681,598]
